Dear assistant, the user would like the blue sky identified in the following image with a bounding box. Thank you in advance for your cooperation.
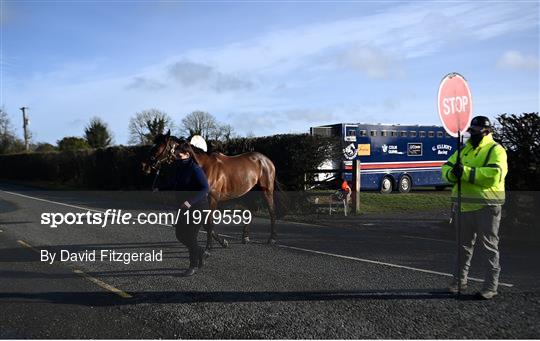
[1,1,538,144]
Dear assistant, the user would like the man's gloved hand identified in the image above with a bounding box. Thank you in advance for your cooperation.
[181,201,192,210]
[451,163,464,179]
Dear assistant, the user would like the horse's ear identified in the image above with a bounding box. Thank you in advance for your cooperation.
[165,129,170,137]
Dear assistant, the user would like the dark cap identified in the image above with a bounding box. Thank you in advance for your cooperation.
[468,116,492,133]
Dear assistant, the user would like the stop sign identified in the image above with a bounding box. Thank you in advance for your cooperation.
[437,73,473,137]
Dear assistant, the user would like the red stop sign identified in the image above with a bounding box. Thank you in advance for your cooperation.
[437,73,473,137]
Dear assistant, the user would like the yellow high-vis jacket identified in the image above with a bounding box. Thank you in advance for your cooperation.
[442,133,508,212]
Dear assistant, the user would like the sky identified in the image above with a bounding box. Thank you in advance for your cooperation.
[1,0,538,145]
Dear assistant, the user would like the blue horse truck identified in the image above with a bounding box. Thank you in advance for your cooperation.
[310,123,458,193]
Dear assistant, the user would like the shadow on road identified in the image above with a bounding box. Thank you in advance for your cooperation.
[0,289,462,306]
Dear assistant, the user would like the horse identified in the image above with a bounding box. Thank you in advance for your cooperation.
[141,131,283,248]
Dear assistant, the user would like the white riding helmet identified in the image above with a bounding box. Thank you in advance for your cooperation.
[190,135,208,152]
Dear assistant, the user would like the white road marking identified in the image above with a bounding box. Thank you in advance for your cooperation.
[2,189,515,288]
[277,244,514,288]
[401,235,454,244]
[280,220,325,228]
[1,190,105,214]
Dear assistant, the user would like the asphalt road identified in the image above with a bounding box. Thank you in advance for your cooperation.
[0,183,539,339]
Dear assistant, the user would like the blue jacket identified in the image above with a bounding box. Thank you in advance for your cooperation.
[158,158,209,206]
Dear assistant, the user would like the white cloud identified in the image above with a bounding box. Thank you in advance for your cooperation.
[5,1,538,143]
[178,2,538,75]
[337,45,404,80]
[168,61,214,86]
[125,76,166,91]
[496,51,539,71]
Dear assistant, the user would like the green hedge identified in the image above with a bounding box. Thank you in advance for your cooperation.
[0,145,153,190]
[0,134,338,190]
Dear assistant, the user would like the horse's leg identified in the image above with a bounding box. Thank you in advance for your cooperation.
[242,222,251,244]
[206,198,228,250]
[241,194,257,244]
[262,189,277,244]
[212,229,229,248]
[205,198,216,250]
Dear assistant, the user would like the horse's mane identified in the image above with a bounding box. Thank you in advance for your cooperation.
[190,143,225,158]
[186,136,226,157]
[189,144,206,154]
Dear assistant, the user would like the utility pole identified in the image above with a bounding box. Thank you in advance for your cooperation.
[19,107,29,151]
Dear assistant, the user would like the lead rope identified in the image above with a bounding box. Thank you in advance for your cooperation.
[151,168,161,191]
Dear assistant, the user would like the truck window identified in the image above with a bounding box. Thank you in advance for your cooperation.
[428,131,435,138]
[410,131,417,138]
[359,130,367,137]
[344,126,357,141]
[400,131,407,137]
[391,130,398,137]
[381,130,388,137]
[419,131,426,138]
[437,131,443,138]
[370,130,377,137]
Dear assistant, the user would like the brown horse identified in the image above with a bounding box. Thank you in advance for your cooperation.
[141,131,282,248]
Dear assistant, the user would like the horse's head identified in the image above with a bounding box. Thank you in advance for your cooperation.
[141,130,181,174]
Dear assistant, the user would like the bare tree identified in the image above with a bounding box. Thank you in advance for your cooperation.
[128,109,174,145]
[220,123,235,141]
[209,123,236,142]
[180,111,217,140]
[181,111,236,142]
[0,108,25,154]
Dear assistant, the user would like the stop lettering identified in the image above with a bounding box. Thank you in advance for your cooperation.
[437,73,473,137]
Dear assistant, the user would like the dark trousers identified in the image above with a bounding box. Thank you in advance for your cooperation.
[175,202,207,268]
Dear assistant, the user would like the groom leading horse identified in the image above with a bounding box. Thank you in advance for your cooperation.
[142,131,284,248]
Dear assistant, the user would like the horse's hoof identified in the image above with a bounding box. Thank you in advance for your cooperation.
[242,237,250,244]
[267,238,276,245]
[222,239,229,248]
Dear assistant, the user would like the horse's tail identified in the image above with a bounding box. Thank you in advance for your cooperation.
[274,180,289,219]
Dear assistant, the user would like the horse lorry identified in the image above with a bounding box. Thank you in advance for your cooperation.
[310,123,458,193]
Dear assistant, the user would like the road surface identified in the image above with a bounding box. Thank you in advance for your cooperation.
[0,183,539,338]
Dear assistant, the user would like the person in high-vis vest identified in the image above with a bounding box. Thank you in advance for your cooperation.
[442,116,508,300]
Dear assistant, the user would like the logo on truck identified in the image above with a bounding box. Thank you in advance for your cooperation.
[432,144,453,155]
[343,143,357,160]
[407,143,423,156]
[382,144,404,155]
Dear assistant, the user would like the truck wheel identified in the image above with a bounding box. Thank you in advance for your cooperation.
[399,175,412,193]
[380,176,393,194]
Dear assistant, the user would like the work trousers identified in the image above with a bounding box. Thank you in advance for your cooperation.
[175,203,207,268]
[454,205,502,291]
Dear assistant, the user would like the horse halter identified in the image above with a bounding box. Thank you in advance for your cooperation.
[150,137,178,170]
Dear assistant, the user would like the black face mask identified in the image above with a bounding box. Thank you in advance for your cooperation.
[469,133,484,148]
